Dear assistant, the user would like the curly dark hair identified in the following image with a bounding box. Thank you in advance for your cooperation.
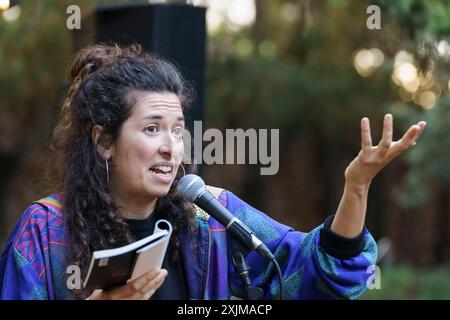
[49,43,197,299]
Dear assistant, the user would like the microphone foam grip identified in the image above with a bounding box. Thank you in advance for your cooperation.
[177,174,206,202]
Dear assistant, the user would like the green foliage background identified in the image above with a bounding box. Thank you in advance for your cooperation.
[0,0,449,298]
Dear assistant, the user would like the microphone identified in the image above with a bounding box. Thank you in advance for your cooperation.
[176,174,274,260]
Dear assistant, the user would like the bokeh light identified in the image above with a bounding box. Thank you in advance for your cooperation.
[390,50,443,110]
[417,90,437,109]
[226,0,255,28]
[206,8,224,33]
[206,0,256,34]
[280,3,300,22]
[353,48,384,77]
[2,4,20,22]
[0,0,9,11]
[395,63,417,84]
[437,40,450,58]
[259,40,276,58]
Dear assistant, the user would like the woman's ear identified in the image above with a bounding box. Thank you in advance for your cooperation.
[92,124,114,160]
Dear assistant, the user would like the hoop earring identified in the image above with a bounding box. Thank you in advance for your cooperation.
[179,163,186,177]
[105,159,110,184]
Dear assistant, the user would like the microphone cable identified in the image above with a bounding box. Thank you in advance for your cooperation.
[269,254,284,300]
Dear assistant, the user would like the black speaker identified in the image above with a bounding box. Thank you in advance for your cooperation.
[73,3,206,129]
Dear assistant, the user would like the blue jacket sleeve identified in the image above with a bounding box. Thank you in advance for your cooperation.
[224,191,378,300]
[0,205,49,300]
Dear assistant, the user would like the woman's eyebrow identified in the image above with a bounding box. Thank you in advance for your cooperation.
[140,115,185,121]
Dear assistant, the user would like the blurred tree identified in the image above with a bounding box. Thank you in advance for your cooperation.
[1,0,449,268]
[0,0,73,246]
[0,0,149,247]
[205,0,450,265]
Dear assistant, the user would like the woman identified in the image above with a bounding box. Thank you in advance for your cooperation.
[0,44,426,300]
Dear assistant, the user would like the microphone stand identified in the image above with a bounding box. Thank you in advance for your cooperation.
[231,240,264,300]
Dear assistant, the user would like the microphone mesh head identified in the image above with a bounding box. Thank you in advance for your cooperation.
[176,174,206,202]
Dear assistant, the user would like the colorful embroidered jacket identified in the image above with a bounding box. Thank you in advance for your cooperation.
[0,186,377,300]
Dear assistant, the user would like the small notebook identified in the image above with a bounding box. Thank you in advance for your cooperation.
[83,219,172,290]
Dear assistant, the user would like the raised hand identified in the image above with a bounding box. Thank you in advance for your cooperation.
[345,114,426,187]
[331,114,427,238]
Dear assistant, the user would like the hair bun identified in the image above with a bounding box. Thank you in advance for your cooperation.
[69,44,143,82]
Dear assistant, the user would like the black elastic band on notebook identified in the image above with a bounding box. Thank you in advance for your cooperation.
[319,215,366,259]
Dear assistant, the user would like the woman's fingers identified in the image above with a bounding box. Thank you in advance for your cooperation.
[411,121,427,145]
[398,121,426,147]
[361,117,372,150]
[379,114,393,151]
[139,269,167,296]
[103,268,167,300]
[131,268,159,292]
[359,115,426,162]
[107,268,160,299]
[387,121,426,159]
[140,270,168,300]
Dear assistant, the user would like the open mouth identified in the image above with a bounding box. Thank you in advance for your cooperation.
[149,165,173,178]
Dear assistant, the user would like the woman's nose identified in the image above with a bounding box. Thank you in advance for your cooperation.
[158,132,176,156]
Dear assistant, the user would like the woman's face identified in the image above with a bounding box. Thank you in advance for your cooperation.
[109,91,185,202]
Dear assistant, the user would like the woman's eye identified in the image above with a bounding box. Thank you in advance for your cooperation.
[145,125,158,134]
[172,127,184,138]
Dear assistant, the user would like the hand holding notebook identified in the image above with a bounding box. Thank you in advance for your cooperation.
[83,219,172,290]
